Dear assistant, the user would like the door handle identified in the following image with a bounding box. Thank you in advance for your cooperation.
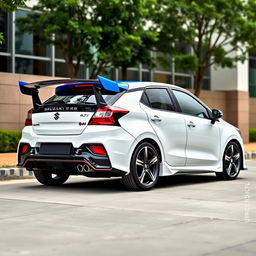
[151,115,162,122]
[187,121,196,128]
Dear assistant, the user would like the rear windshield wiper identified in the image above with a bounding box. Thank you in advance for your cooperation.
[43,100,66,105]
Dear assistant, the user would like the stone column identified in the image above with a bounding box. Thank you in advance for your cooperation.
[211,53,249,143]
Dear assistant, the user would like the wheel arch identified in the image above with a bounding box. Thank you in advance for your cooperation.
[135,138,163,163]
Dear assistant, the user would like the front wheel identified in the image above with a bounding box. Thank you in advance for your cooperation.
[216,142,242,180]
[34,170,70,186]
[122,142,160,191]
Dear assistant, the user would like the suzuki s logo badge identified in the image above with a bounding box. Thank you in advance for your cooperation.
[54,112,60,120]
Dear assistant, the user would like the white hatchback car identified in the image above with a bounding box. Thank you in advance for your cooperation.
[17,76,247,190]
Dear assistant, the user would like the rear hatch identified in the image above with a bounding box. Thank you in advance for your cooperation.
[19,76,128,136]
[32,95,114,135]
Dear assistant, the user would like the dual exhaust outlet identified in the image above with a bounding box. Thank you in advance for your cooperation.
[77,164,93,173]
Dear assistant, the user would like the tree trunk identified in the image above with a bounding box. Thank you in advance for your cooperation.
[90,63,106,79]
[121,66,128,80]
[65,57,77,78]
[193,67,204,97]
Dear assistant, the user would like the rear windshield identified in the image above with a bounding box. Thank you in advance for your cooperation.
[43,93,123,106]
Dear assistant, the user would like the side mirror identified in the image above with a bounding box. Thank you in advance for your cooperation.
[211,109,223,124]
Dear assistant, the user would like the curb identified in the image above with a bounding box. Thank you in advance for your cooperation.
[0,168,34,180]
[245,152,256,160]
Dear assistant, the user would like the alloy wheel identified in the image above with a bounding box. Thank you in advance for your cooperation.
[223,143,241,178]
[135,145,159,186]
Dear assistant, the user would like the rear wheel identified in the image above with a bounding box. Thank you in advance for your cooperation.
[216,141,242,180]
[122,142,160,191]
[34,170,70,186]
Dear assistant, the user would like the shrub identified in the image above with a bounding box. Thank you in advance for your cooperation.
[249,128,256,142]
[0,129,22,153]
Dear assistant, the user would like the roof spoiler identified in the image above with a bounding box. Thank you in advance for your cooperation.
[18,76,128,109]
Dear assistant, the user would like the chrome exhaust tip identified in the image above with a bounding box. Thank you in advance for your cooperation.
[77,164,84,172]
[77,164,91,173]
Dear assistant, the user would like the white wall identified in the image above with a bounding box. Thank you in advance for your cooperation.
[26,0,37,8]
[211,51,249,92]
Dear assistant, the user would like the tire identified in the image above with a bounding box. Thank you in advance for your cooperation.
[216,141,242,180]
[122,142,160,191]
[34,169,70,186]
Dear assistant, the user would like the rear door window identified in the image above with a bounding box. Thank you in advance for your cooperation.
[144,88,175,111]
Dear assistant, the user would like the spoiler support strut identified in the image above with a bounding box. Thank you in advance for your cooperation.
[31,89,42,109]
[19,76,128,109]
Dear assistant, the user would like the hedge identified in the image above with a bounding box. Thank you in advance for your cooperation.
[0,129,22,153]
[249,128,256,142]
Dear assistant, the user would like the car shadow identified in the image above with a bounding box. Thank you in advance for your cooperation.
[21,173,244,193]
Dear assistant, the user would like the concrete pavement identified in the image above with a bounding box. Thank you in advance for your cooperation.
[0,161,255,256]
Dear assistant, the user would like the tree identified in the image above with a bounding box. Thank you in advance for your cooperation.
[0,0,25,12]
[94,0,158,80]
[17,0,101,78]
[154,0,256,97]
[17,0,156,79]
[0,0,26,45]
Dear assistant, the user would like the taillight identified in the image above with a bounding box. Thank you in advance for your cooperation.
[25,108,33,126]
[89,106,129,125]
[21,144,29,154]
[89,145,107,155]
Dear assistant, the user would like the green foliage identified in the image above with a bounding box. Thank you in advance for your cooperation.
[249,128,256,142]
[0,0,26,44]
[154,0,256,96]
[0,129,22,153]
[0,0,26,12]
[0,33,4,45]
[16,0,157,78]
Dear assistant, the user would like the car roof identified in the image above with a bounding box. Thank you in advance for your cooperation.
[121,81,184,91]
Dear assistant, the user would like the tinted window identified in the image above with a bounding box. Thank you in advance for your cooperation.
[140,92,150,107]
[172,90,209,118]
[44,93,121,106]
[146,88,174,111]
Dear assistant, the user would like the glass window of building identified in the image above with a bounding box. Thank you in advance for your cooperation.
[0,56,11,72]
[154,72,171,83]
[15,10,51,57]
[154,52,172,72]
[127,70,139,80]
[249,54,256,97]
[16,58,51,76]
[0,11,11,53]
[174,75,192,89]
[55,62,68,77]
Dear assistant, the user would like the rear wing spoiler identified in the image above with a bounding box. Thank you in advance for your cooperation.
[19,76,128,109]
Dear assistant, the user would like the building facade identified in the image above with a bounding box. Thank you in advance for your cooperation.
[0,7,255,142]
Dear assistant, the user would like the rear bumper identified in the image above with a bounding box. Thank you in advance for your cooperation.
[17,125,136,175]
[17,144,127,176]
[18,151,111,170]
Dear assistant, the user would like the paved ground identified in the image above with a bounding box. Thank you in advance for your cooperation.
[0,161,255,256]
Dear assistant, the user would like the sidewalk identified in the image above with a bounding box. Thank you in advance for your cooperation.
[1,143,256,179]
